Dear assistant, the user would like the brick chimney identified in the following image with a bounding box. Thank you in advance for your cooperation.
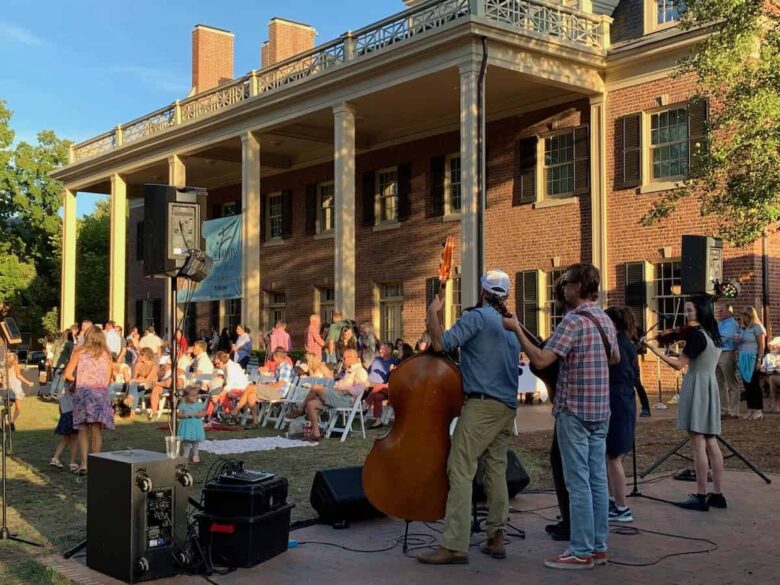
[192,25,234,95]
[260,18,316,68]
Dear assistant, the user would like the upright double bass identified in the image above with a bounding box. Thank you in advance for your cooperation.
[362,237,464,521]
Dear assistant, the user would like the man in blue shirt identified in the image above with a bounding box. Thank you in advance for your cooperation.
[365,343,399,429]
[418,270,521,565]
[716,304,741,418]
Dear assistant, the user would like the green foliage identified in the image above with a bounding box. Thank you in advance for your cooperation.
[41,307,60,336]
[76,199,109,323]
[0,242,36,305]
[641,1,780,246]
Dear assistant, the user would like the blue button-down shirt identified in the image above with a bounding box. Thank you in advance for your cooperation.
[441,305,521,409]
[718,316,739,352]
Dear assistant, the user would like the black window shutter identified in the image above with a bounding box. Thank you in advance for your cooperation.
[513,137,537,206]
[515,270,538,338]
[573,126,590,194]
[688,98,709,178]
[361,171,376,227]
[135,299,143,329]
[425,277,441,307]
[428,156,445,218]
[260,194,266,242]
[281,190,293,239]
[135,221,144,261]
[152,299,162,335]
[624,262,647,334]
[397,162,412,221]
[619,113,642,188]
[305,184,317,235]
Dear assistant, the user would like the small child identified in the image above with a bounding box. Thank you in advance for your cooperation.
[6,353,32,430]
[50,380,79,471]
[177,386,206,463]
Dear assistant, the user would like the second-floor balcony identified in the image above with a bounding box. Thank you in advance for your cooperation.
[68,0,610,165]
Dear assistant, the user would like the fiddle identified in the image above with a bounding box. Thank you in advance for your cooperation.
[653,325,692,348]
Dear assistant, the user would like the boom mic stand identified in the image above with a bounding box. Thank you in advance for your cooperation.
[0,333,41,546]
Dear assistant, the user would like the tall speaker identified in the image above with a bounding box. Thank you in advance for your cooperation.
[681,235,723,295]
[143,184,207,278]
[87,450,192,583]
[310,466,383,526]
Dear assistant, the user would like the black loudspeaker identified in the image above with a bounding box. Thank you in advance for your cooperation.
[681,235,723,295]
[143,184,207,278]
[87,450,192,583]
[472,449,530,503]
[310,466,384,526]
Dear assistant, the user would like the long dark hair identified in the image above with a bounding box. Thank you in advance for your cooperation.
[691,295,722,347]
[605,305,637,339]
[464,291,511,317]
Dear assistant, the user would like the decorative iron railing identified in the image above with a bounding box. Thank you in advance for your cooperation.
[70,0,608,164]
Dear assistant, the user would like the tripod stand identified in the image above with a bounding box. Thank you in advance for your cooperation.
[0,336,41,546]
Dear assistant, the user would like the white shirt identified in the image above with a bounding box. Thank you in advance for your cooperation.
[189,352,214,386]
[105,330,122,355]
[224,359,249,391]
[139,333,163,355]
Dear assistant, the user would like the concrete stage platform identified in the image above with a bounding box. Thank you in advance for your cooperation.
[44,469,777,585]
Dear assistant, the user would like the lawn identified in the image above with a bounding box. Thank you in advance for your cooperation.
[1,372,778,584]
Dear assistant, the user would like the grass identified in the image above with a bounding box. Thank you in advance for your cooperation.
[2,369,779,584]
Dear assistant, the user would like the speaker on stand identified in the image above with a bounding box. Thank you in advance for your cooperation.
[681,235,723,295]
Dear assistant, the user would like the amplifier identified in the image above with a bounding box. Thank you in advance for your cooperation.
[86,450,192,584]
[203,474,288,519]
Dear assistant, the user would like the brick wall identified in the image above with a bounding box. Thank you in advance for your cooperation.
[192,25,234,94]
[261,19,316,68]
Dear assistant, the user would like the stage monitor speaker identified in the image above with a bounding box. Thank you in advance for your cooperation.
[681,235,723,295]
[310,466,384,526]
[143,184,207,278]
[87,450,191,583]
[472,449,530,503]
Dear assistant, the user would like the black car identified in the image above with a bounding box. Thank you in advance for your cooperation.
[28,350,47,371]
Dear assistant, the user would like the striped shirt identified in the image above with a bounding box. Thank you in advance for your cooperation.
[546,302,617,422]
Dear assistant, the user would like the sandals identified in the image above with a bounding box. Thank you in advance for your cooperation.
[49,458,63,468]
[68,463,80,473]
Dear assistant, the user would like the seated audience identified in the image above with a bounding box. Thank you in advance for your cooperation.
[124,347,157,412]
[305,353,333,379]
[210,351,253,418]
[365,343,400,429]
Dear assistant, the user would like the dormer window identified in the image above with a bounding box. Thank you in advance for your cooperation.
[645,0,683,34]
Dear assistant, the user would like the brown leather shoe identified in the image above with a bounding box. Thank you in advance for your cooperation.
[417,546,469,565]
[480,530,506,559]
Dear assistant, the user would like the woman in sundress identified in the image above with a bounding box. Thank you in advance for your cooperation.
[63,326,114,475]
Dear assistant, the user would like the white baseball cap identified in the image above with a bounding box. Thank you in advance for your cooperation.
[480,269,510,296]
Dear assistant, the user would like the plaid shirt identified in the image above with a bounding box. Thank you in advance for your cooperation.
[546,301,617,422]
[274,361,295,396]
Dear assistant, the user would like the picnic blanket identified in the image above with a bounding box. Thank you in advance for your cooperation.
[199,436,317,454]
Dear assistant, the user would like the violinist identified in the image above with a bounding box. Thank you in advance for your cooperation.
[643,296,727,511]
[418,270,521,565]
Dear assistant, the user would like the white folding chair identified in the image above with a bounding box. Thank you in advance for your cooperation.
[261,376,301,428]
[325,392,366,442]
[277,377,334,431]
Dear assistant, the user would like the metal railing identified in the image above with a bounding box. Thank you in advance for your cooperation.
[70,0,608,164]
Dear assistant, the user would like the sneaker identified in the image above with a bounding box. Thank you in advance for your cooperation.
[677,493,709,511]
[544,549,594,570]
[592,551,608,566]
[609,505,633,522]
[667,394,680,405]
[608,499,617,514]
[545,522,570,541]
[640,409,651,417]
[706,493,728,509]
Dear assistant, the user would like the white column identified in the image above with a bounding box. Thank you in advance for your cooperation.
[241,132,262,335]
[109,174,127,326]
[459,59,482,308]
[60,188,77,329]
[167,155,187,333]
[334,102,356,319]
[590,94,608,305]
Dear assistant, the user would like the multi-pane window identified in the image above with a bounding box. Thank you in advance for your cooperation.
[654,261,688,329]
[225,299,242,332]
[318,182,334,233]
[651,107,689,180]
[267,292,286,327]
[450,276,462,326]
[318,287,335,325]
[223,201,239,217]
[447,155,462,213]
[546,269,565,334]
[377,169,398,223]
[544,131,575,196]
[267,193,283,239]
[142,299,156,330]
[657,0,681,25]
[379,283,403,344]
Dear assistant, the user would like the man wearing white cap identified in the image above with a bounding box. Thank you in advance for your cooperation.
[419,269,521,565]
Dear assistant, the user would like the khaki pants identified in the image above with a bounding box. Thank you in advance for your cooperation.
[716,351,740,416]
[441,397,516,553]
[255,384,283,402]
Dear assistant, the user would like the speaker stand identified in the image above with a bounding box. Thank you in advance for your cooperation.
[402,521,411,553]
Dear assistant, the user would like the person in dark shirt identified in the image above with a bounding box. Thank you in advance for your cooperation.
[365,343,399,428]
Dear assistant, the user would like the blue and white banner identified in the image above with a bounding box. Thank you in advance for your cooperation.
[177,215,242,303]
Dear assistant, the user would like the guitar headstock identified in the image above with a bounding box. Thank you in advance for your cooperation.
[438,236,455,289]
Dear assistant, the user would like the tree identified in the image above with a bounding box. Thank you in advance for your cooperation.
[76,200,110,323]
[641,1,780,246]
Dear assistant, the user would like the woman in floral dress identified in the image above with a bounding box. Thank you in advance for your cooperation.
[63,326,114,475]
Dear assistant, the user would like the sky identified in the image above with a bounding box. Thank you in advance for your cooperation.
[1,0,404,216]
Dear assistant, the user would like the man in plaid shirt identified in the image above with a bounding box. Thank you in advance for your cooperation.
[504,263,618,570]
